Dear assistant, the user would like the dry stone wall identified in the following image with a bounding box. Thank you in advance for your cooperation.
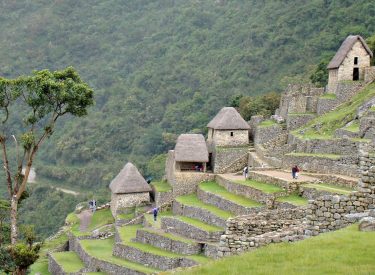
[213,146,248,174]
[254,124,284,146]
[218,208,306,256]
[110,193,150,216]
[286,114,315,130]
[365,66,375,83]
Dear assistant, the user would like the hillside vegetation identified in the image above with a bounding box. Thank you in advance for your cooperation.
[1,0,375,237]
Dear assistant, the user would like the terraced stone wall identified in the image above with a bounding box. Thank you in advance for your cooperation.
[305,148,375,235]
[213,146,248,174]
[286,114,315,130]
[364,66,375,83]
[218,208,305,256]
[111,193,150,217]
[254,124,283,146]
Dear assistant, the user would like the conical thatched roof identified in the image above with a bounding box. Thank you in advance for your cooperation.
[109,162,151,194]
[175,134,209,162]
[327,35,373,69]
[207,107,250,130]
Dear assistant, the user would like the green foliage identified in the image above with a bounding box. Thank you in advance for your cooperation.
[309,56,332,87]
[146,154,167,180]
[0,246,15,273]
[238,92,281,120]
[366,34,375,66]
[11,242,40,272]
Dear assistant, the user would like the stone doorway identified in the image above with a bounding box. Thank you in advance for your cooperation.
[353,67,359,81]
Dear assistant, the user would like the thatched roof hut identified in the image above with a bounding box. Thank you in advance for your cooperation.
[207,107,250,130]
[174,134,209,163]
[327,35,373,69]
[109,162,151,194]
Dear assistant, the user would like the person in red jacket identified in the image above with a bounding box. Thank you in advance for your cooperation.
[292,165,300,179]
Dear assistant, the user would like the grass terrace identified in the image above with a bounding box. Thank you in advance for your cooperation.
[286,152,341,160]
[176,194,233,219]
[71,208,114,237]
[140,228,196,244]
[51,251,85,273]
[144,210,174,229]
[344,120,360,132]
[276,194,308,206]
[169,224,375,275]
[199,181,263,208]
[293,83,375,139]
[259,119,277,127]
[151,180,172,192]
[80,237,159,274]
[302,183,353,195]
[234,179,284,193]
[319,93,337,99]
[174,215,224,232]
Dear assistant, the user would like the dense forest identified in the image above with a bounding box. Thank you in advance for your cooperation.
[0,0,375,237]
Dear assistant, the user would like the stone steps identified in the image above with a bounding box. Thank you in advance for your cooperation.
[135,228,202,255]
[197,181,264,215]
[173,194,233,227]
[161,215,224,242]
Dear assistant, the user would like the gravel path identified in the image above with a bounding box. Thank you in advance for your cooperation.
[77,209,93,232]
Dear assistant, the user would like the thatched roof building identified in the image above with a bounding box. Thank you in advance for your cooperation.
[109,162,151,194]
[207,107,250,130]
[327,35,373,69]
[174,134,208,163]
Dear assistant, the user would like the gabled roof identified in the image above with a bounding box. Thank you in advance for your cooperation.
[109,162,151,194]
[207,107,250,130]
[175,134,208,163]
[327,35,373,69]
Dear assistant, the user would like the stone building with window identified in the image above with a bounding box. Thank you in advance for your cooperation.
[206,107,250,173]
[327,35,373,93]
[109,162,152,217]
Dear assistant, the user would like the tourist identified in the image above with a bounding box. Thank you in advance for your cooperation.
[243,166,249,179]
[153,207,158,221]
[292,165,300,179]
[92,199,97,212]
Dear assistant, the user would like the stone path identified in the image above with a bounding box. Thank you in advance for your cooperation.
[77,210,93,232]
[54,187,80,196]
[250,170,319,183]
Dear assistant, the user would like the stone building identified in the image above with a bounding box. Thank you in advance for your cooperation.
[207,107,250,173]
[174,134,209,172]
[327,35,373,93]
[109,162,152,217]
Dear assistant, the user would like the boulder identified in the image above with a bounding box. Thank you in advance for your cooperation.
[359,217,375,232]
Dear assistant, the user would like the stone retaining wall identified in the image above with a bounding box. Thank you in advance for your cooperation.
[334,128,359,138]
[299,186,333,200]
[197,187,265,216]
[113,243,197,271]
[172,172,215,197]
[254,124,284,146]
[161,217,224,242]
[286,114,315,130]
[218,208,305,256]
[216,175,287,207]
[135,229,201,255]
[248,171,300,192]
[365,66,375,83]
[306,174,357,188]
[69,235,145,275]
[153,189,174,207]
[173,200,227,228]
[213,147,248,174]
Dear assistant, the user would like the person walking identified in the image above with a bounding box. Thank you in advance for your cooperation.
[292,165,299,179]
[243,166,249,179]
[153,207,158,222]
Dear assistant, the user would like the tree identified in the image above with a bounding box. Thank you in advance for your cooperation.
[0,66,94,246]
[0,199,10,247]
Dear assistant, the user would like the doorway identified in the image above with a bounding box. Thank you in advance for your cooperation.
[353,68,359,81]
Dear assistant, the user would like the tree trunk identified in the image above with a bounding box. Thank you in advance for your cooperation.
[10,195,18,245]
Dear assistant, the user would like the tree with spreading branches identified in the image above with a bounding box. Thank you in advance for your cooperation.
[0,67,94,246]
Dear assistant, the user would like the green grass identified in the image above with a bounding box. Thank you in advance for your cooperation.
[234,179,284,193]
[84,273,107,275]
[117,212,135,220]
[259,119,277,127]
[151,180,172,192]
[140,228,196,244]
[276,194,308,206]
[319,93,337,99]
[286,152,341,160]
[199,181,263,208]
[72,208,114,236]
[344,120,360,132]
[176,194,233,219]
[144,210,174,229]
[117,224,142,242]
[169,224,375,275]
[173,216,223,232]
[302,183,353,195]
[29,232,69,275]
[80,237,158,274]
[294,83,375,139]
[51,251,85,273]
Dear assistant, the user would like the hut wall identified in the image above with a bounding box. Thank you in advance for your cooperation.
[213,130,248,146]
[111,192,150,216]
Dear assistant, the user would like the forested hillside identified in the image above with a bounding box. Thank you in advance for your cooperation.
[1,0,375,237]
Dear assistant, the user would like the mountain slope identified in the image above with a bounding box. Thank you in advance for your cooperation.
[0,1,375,236]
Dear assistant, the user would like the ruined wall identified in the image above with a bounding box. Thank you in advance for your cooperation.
[286,114,315,130]
[364,66,375,83]
[254,124,284,145]
[172,172,215,197]
[110,193,150,216]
